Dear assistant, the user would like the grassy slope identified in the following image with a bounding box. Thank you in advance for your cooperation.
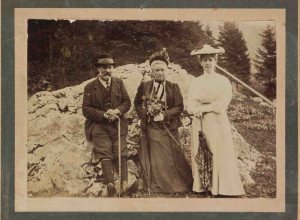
[228,95,276,198]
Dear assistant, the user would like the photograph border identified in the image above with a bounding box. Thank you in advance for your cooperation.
[15,7,285,212]
[2,0,297,219]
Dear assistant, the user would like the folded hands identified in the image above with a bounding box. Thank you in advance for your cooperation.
[104,109,121,121]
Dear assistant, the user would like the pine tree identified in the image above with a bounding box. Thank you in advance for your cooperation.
[253,26,276,99]
[203,24,215,44]
[217,22,251,83]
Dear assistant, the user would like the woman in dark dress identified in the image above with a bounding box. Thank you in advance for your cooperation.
[134,49,193,193]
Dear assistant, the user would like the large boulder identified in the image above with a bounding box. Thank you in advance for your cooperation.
[27,62,263,197]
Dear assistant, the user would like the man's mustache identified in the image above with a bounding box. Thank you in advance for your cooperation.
[102,72,111,76]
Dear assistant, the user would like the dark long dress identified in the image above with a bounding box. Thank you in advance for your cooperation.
[147,123,193,193]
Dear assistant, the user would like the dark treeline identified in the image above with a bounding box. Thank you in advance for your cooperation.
[28,20,276,100]
[217,22,251,84]
[28,20,213,94]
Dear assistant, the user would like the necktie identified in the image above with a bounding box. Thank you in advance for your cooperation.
[106,81,110,90]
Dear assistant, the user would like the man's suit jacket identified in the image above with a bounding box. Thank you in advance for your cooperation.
[82,77,131,141]
[134,79,183,132]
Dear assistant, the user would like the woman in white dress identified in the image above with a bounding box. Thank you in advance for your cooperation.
[187,45,245,196]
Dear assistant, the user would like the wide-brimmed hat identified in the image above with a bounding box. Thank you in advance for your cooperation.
[95,54,116,67]
[191,44,225,56]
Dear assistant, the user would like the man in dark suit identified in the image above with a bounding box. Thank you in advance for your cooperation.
[82,54,132,197]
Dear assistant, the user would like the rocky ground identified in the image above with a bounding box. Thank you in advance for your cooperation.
[27,61,276,198]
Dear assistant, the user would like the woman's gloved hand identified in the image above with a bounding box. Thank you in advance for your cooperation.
[154,112,164,121]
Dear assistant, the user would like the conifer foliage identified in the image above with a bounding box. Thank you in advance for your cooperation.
[217,22,251,83]
[203,24,215,44]
[28,20,211,94]
[253,26,276,99]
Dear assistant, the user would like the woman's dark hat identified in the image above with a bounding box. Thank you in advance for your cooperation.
[95,54,116,67]
[191,44,225,56]
[149,48,169,65]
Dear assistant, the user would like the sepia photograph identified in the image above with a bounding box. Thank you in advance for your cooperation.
[14,8,285,212]
[26,19,277,199]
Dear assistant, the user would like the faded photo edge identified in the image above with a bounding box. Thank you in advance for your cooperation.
[15,8,286,212]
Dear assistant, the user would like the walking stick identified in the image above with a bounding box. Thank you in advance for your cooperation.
[118,117,121,198]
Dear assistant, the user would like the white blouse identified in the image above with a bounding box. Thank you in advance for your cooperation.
[187,72,232,115]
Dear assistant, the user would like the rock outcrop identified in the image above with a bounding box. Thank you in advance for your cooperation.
[27,62,263,197]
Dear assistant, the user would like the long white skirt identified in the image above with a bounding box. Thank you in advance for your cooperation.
[191,112,245,195]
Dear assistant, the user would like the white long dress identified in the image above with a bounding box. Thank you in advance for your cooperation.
[187,72,245,195]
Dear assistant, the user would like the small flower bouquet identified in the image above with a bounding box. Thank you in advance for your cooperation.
[146,98,165,117]
[142,95,165,123]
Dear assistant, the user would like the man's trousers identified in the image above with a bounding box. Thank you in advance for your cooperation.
[91,121,127,162]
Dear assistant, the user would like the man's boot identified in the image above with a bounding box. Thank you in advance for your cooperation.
[101,159,117,197]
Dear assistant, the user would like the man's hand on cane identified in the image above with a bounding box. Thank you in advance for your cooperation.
[195,111,203,118]
[105,109,121,121]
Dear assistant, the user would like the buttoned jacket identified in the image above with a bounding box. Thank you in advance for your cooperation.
[82,77,131,141]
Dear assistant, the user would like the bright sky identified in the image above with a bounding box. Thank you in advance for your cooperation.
[201,21,275,73]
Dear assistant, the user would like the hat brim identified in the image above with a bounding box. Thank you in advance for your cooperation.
[95,57,116,67]
[191,46,225,56]
[95,62,116,67]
